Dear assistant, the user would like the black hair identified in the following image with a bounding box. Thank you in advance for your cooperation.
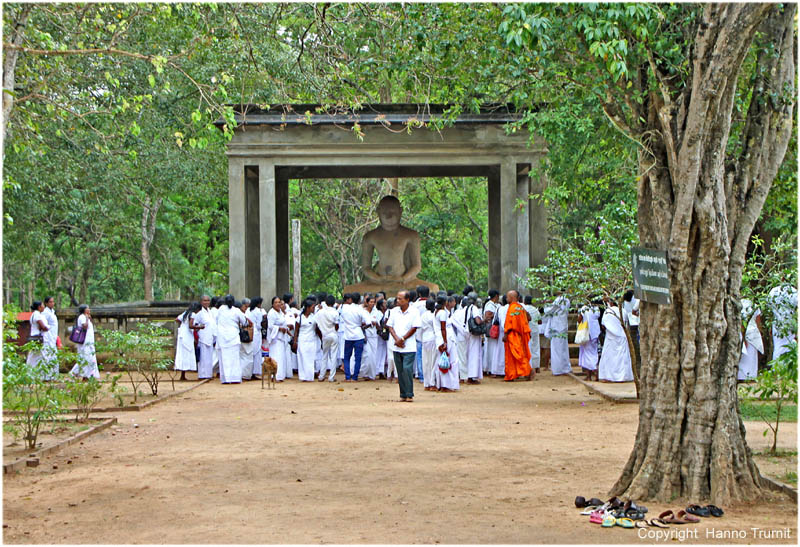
[376,298,387,311]
[271,295,282,306]
[233,300,243,309]
[250,297,263,310]
[351,292,361,304]
[409,289,417,302]
[282,293,294,304]
[325,294,335,307]
[210,296,219,308]
[425,299,436,312]
[343,293,353,303]
[302,298,315,312]
[417,285,430,298]
[446,290,455,296]
[446,296,456,306]
[377,291,386,299]
[623,290,635,302]
[501,294,508,306]
[365,293,376,303]
[488,289,500,299]
[44,296,54,305]
[183,301,201,321]
[435,295,447,310]
[462,285,474,296]
[524,295,533,305]
[224,294,235,308]
[215,296,225,308]
[30,300,42,311]
[78,304,88,315]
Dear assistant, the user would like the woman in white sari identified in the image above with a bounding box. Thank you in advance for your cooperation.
[174,302,200,381]
[738,299,763,381]
[70,305,100,379]
[294,299,318,382]
[434,296,460,391]
[246,297,266,380]
[266,297,291,381]
[26,301,47,372]
[216,295,248,384]
[41,296,60,381]
[482,290,501,375]
[238,298,256,379]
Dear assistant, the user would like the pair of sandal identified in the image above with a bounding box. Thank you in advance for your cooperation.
[575,496,603,508]
[658,509,700,524]
[686,504,724,518]
[600,514,635,528]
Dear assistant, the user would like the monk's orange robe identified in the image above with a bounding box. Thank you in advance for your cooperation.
[504,301,532,380]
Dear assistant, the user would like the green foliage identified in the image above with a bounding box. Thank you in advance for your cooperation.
[63,375,104,422]
[2,306,65,449]
[525,200,638,305]
[739,401,797,423]
[743,342,798,455]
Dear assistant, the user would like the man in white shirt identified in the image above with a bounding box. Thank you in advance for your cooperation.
[412,285,430,383]
[194,295,216,379]
[387,290,422,402]
[340,292,373,381]
[315,294,340,382]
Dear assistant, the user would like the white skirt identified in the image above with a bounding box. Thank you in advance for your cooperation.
[738,343,759,380]
[296,336,317,381]
[175,341,197,372]
[219,345,242,383]
[271,339,292,381]
[466,335,483,379]
[197,342,214,379]
[435,341,460,391]
[70,343,100,379]
[240,342,256,378]
[550,336,571,375]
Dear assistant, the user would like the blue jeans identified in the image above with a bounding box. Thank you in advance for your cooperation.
[415,340,424,382]
[344,338,365,380]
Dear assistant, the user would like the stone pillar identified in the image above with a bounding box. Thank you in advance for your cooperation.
[228,157,246,297]
[529,155,549,268]
[245,167,261,296]
[258,161,277,300]
[275,173,290,296]
[499,160,518,290]
[487,166,501,290]
[516,164,531,293]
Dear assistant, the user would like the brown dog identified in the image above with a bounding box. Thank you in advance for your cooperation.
[261,356,278,389]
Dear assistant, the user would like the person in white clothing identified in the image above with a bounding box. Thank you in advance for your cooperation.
[210,297,222,377]
[419,299,438,390]
[768,284,797,361]
[175,302,202,380]
[340,293,373,381]
[577,303,601,381]
[450,297,469,381]
[483,290,501,375]
[463,295,484,383]
[266,297,291,381]
[315,295,340,382]
[598,296,633,382]
[434,296,460,391]
[69,304,100,379]
[383,300,398,382]
[360,295,381,380]
[738,298,763,381]
[413,285,431,383]
[41,296,60,381]
[386,290,422,401]
[216,295,249,384]
[523,296,541,375]
[491,295,510,377]
[374,298,389,379]
[26,301,47,372]
[295,299,318,382]
[545,294,571,376]
[193,295,217,380]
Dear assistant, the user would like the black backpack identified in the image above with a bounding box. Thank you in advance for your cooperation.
[466,305,486,336]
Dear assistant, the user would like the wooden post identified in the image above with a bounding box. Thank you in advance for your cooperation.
[292,219,301,299]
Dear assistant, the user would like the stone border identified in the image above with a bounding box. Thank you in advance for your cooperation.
[3,417,117,475]
[4,379,211,415]
[566,372,638,404]
[760,474,798,502]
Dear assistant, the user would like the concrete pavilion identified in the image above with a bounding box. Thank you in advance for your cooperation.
[217,104,548,298]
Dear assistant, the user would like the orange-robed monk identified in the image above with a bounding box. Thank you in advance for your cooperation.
[503,290,533,381]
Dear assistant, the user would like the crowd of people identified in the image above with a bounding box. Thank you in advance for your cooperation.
[171,284,651,400]
[23,283,796,396]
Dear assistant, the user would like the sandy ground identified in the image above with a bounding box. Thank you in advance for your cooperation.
[2,371,796,544]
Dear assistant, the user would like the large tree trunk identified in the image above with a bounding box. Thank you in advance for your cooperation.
[612,4,795,503]
[141,196,162,301]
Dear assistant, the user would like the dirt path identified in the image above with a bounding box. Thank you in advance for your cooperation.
[3,372,796,544]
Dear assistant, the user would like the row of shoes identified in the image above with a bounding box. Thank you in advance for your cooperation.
[575,496,724,529]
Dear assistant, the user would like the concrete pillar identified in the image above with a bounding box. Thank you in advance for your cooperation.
[275,174,290,296]
[499,160,518,290]
[487,166,501,290]
[245,167,261,296]
[258,161,277,300]
[529,155,549,268]
[228,157,246,297]
[516,165,531,293]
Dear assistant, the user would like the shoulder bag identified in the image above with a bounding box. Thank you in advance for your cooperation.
[488,315,500,339]
[69,317,87,344]
[467,305,486,336]
[239,314,252,343]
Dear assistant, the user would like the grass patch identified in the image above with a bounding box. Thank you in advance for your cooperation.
[739,400,797,422]
[780,471,798,485]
